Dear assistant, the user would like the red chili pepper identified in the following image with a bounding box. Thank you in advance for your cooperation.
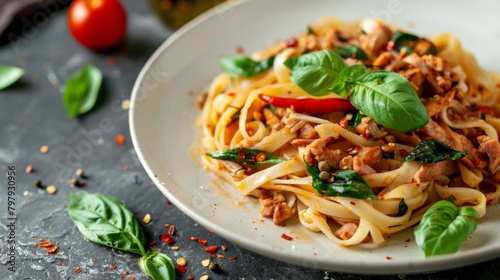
[259,94,355,114]
[205,245,218,253]
[161,233,175,245]
[175,265,188,273]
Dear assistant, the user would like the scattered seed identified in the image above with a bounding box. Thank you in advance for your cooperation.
[110,263,116,270]
[75,168,85,178]
[121,99,130,110]
[40,145,49,153]
[143,214,151,224]
[221,245,227,251]
[208,261,221,272]
[126,276,135,280]
[229,256,237,261]
[115,134,126,145]
[200,274,209,280]
[45,245,59,254]
[46,185,57,194]
[171,246,179,250]
[25,164,34,174]
[216,254,225,259]
[187,275,195,280]
[176,257,187,266]
[68,178,86,187]
[201,259,210,267]
[34,179,43,188]
[75,267,81,274]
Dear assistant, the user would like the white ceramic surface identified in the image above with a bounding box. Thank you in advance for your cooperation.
[130,0,500,274]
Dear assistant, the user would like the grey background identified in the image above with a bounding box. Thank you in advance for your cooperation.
[0,0,499,279]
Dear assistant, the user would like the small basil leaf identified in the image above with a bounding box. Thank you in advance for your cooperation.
[284,50,347,96]
[334,45,369,61]
[138,252,176,280]
[404,139,468,163]
[348,70,428,132]
[220,56,274,78]
[348,110,364,127]
[414,199,478,257]
[0,64,24,90]
[63,64,102,118]
[68,193,147,255]
[305,161,376,199]
[397,198,408,216]
[391,31,436,55]
[206,148,283,165]
[307,25,315,35]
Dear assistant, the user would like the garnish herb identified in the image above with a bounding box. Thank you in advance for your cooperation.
[334,45,369,61]
[220,55,274,78]
[0,64,24,90]
[348,110,364,127]
[305,161,377,199]
[397,198,408,216]
[285,50,428,132]
[390,31,436,55]
[63,64,102,118]
[259,94,355,114]
[307,25,315,35]
[404,139,468,163]
[414,199,479,257]
[68,193,175,280]
[206,148,283,165]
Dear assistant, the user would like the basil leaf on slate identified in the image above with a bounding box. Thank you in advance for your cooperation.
[220,55,274,78]
[414,199,478,257]
[206,148,283,165]
[0,64,24,90]
[404,139,468,163]
[68,193,147,255]
[138,252,176,280]
[63,64,102,118]
[284,50,347,96]
[305,161,376,199]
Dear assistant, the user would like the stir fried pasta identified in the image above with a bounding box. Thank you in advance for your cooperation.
[196,18,500,250]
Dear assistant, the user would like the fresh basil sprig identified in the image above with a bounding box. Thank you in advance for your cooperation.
[220,55,274,78]
[284,50,428,132]
[68,193,175,280]
[305,161,377,199]
[63,64,102,118]
[414,198,479,257]
[334,45,369,61]
[0,64,24,90]
[404,139,468,163]
[206,148,283,165]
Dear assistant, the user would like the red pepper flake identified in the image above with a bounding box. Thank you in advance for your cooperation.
[115,134,126,145]
[75,267,82,274]
[110,263,117,270]
[45,245,59,254]
[236,45,245,54]
[120,272,128,278]
[487,199,493,206]
[221,245,227,251]
[281,233,293,241]
[161,234,175,245]
[39,240,52,247]
[168,225,175,235]
[166,200,172,205]
[108,57,117,66]
[175,265,188,273]
[285,38,298,48]
[349,201,356,206]
[25,164,34,174]
[229,256,238,261]
[198,238,207,246]
[188,236,198,241]
[405,238,411,243]
[216,254,225,258]
[123,165,129,171]
[386,256,392,260]
[205,245,218,254]
[56,262,63,266]
[126,276,135,280]
[149,240,156,246]
[187,275,195,280]
[399,149,409,157]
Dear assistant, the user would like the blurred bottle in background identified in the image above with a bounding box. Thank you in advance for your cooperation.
[150,0,226,29]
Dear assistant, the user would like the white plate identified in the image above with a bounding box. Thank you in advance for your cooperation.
[130,0,500,274]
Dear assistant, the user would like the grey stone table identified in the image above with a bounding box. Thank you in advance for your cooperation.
[1,1,500,279]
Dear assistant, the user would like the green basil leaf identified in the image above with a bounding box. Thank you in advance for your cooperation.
[332,65,368,97]
[391,31,436,55]
[206,148,283,165]
[334,45,369,61]
[0,64,24,90]
[63,64,102,118]
[347,110,364,127]
[307,25,315,35]
[404,139,468,163]
[305,161,377,199]
[414,199,479,257]
[68,193,147,255]
[348,70,428,132]
[397,198,408,216]
[284,50,347,96]
[220,55,274,78]
[138,252,176,280]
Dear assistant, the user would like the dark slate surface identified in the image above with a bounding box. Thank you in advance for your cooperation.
[0,1,500,279]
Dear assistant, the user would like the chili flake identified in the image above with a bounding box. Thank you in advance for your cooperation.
[229,256,238,261]
[187,275,195,280]
[386,256,393,260]
[114,134,126,145]
[188,236,198,241]
[175,264,188,273]
[45,245,59,254]
[110,263,117,270]
[75,267,82,274]
[25,164,34,174]
[161,233,175,245]
[198,238,207,246]
[205,245,218,254]
[168,225,175,235]
[39,240,52,247]
[281,233,293,241]
[221,245,227,251]
[149,241,156,246]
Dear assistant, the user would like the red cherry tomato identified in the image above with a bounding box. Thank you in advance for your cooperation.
[68,0,127,51]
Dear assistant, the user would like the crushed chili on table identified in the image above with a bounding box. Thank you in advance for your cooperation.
[161,233,175,245]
